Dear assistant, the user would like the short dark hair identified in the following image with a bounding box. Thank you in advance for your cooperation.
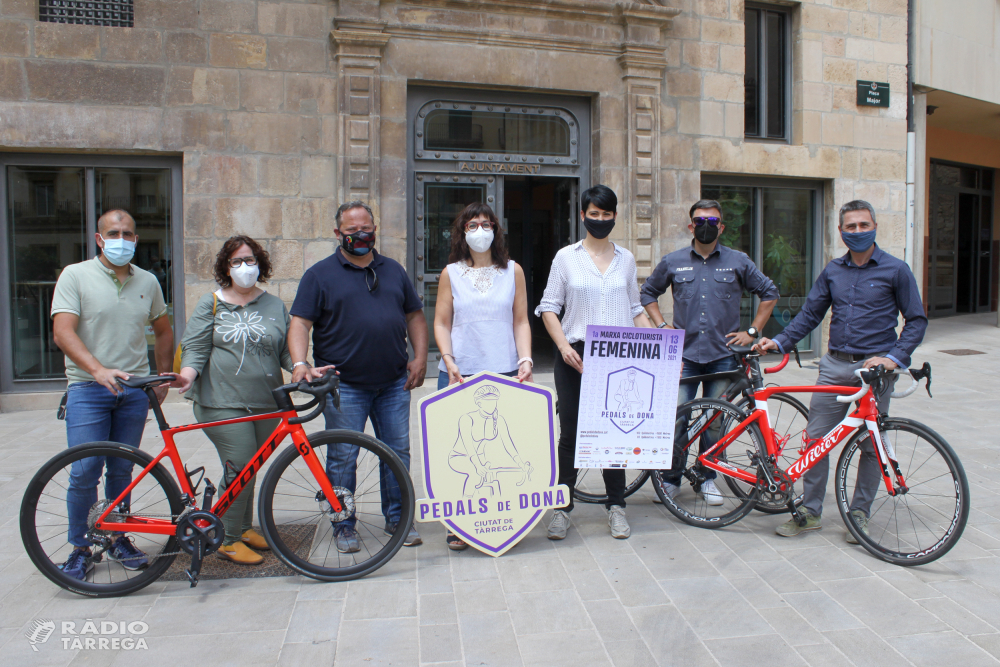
[335,200,375,228]
[213,235,272,288]
[97,209,135,234]
[838,200,877,227]
[448,202,510,269]
[689,199,723,219]
[581,185,618,214]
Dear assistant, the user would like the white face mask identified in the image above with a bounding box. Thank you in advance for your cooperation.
[230,263,260,289]
[466,227,494,254]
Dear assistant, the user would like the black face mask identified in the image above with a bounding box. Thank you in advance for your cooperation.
[341,230,375,256]
[693,222,719,244]
[584,216,615,239]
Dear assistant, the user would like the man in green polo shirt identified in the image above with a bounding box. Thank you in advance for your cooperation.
[50,209,174,581]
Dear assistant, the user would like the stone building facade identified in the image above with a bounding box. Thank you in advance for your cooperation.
[0,0,913,408]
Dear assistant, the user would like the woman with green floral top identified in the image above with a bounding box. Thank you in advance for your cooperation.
[173,235,333,565]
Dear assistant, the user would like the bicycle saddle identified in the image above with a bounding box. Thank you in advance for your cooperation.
[116,375,173,389]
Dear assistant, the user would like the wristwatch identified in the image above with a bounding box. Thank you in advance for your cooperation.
[747,327,759,338]
[657,322,669,329]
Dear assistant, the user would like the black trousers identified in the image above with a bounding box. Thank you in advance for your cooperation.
[554,341,626,511]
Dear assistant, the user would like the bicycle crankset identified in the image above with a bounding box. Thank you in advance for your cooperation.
[316,487,356,523]
[175,510,225,588]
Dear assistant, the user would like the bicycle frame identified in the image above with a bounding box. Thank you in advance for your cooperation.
[695,384,907,498]
[90,405,345,536]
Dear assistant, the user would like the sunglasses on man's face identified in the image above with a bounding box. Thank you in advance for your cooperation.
[691,217,722,227]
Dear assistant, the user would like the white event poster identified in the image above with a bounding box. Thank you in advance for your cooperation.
[574,325,685,470]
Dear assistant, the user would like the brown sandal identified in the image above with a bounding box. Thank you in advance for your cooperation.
[446,532,468,551]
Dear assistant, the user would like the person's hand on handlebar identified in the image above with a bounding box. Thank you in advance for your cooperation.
[753,337,780,354]
[863,356,897,371]
[291,363,337,384]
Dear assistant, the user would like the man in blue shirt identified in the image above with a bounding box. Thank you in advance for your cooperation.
[289,201,428,553]
[757,200,927,541]
[641,199,779,505]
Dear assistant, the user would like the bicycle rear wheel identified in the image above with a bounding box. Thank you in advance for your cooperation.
[574,469,650,504]
[652,398,760,528]
[732,393,808,514]
[835,418,969,566]
[258,429,415,582]
[20,443,183,597]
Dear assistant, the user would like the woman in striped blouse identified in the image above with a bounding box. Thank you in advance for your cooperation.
[535,185,652,541]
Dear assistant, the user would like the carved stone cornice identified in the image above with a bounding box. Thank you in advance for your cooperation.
[331,18,391,60]
[383,0,680,27]
[617,44,668,79]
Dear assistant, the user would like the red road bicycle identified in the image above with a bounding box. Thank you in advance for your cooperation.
[653,351,969,566]
[20,372,415,597]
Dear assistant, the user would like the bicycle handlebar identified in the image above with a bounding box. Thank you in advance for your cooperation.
[271,371,340,425]
[836,363,933,403]
[764,354,789,374]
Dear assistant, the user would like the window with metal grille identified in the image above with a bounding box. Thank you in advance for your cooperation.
[38,1,134,27]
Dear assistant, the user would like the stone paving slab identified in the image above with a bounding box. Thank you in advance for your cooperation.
[0,313,999,665]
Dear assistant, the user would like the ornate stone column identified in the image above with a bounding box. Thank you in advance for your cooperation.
[331,17,390,215]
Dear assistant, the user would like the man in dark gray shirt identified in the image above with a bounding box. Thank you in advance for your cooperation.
[641,199,779,504]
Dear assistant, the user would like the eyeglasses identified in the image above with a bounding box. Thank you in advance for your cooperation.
[691,217,722,227]
[228,257,258,268]
[465,221,494,232]
[364,265,379,293]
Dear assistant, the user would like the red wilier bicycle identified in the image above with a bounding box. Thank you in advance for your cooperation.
[20,372,415,597]
[653,350,969,566]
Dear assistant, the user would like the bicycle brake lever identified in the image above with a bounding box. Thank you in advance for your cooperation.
[793,345,801,368]
[922,362,932,398]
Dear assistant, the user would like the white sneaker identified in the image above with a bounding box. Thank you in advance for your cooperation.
[547,510,570,540]
[608,505,630,539]
[653,479,679,504]
[701,480,724,506]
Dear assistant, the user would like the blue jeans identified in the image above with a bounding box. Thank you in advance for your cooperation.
[323,375,411,530]
[665,356,740,485]
[65,382,150,548]
[436,369,517,390]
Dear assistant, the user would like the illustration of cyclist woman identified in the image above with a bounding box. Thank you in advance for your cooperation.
[450,385,533,500]
[614,369,642,412]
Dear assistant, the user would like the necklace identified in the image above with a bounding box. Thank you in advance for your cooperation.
[584,242,613,259]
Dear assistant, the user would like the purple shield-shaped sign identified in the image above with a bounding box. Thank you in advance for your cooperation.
[604,366,655,434]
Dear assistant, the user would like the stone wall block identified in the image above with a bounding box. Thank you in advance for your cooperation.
[267,37,326,72]
[660,134,694,170]
[854,181,890,210]
[35,23,100,60]
[166,67,239,109]
[184,153,257,195]
[0,58,25,100]
[696,0,729,19]
[701,19,743,46]
[1,0,35,18]
[880,15,907,43]
[703,72,743,103]
[0,102,162,148]
[301,156,335,197]
[285,73,336,114]
[801,5,849,34]
[229,112,303,153]
[281,198,323,238]
[872,41,907,65]
[833,0,867,10]
[200,0,258,34]
[822,36,846,58]
[857,61,888,83]
[821,112,854,145]
[259,156,301,196]
[240,70,284,112]
[216,197,282,238]
[25,62,165,106]
[185,239,217,280]
[682,42,719,70]
[724,102,743,138]
[277,280,301,305]
[845,38,874,61]
[719,45,743,74]
[162,109,227,150]
[103,28,162,63]
[870,0,907,16]
[183,197,215,238]
[268,239,304,279]
[137,0,199,29]
[0,20,29,57]
[258,2,330,40]
[209,33,267,69]
[861,150,905,181]
[823,58,857,85]
[801,81,833,112]
[797,109,822,144]
[301,116,321,155]
[854,116,906,151]
[666,69,701,98]
[166,32,208,64]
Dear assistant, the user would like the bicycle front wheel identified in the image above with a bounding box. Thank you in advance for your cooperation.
[835,418,969,566]
[20,443,183,598]
[258,429,415,582]
[652,398,760,528]
[574,469,650,504]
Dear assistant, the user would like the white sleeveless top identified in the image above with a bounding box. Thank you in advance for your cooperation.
[439,260,518,374]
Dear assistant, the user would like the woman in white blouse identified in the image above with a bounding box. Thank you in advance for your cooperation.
[536,185,652,541]
[434,202,534,549]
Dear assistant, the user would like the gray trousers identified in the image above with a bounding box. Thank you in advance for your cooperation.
[801,353,895,518]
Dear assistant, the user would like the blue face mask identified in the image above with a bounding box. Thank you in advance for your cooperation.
[841,228,876,253]
[100,235,136,266]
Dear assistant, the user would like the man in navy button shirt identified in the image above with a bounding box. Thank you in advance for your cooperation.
[641,199,779,504]
[289,201,428,553]
[757,199,927,541]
